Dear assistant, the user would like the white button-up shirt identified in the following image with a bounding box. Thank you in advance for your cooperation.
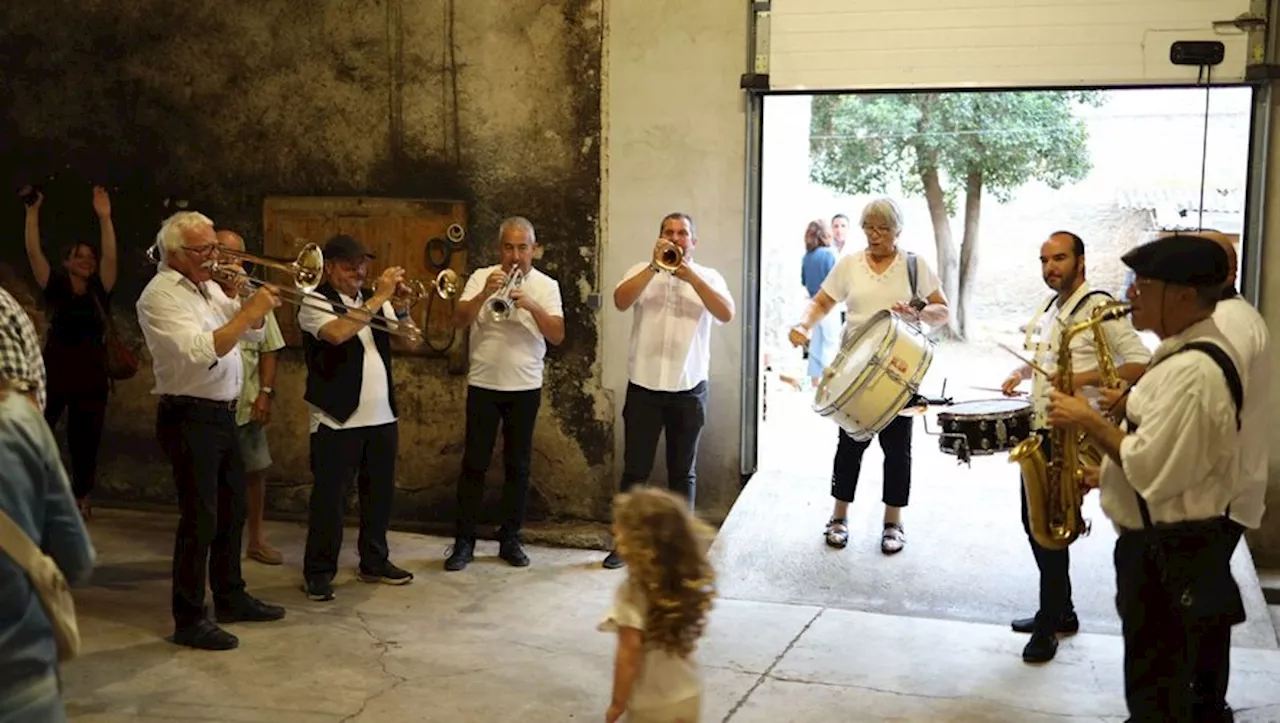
[619,260,732,393]
[136,266,264,403]
[1212,294,1271,529]
[1099,317,1242,530]
[1023,283,1151,430]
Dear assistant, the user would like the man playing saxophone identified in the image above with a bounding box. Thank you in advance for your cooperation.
[998,230,1150,663]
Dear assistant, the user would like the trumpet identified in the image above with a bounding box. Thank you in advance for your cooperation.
[653,240,683,272]
[485,266,525,322]
[428,268,465,300]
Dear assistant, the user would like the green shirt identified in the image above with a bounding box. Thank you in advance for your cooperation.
[236,310,285,427]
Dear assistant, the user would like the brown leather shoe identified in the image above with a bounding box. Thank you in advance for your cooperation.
[247,544,283,565]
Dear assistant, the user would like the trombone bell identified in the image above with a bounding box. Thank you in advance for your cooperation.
[213,243,325,294]
[431,268,464,300]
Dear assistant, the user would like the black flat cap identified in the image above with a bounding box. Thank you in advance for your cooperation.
[323,234,375,262]
[1121,233,1227,287]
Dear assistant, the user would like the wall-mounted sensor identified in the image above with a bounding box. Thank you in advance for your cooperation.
[1170,41,1225,66]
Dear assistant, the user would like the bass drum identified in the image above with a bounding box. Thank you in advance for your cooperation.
[813,309,934,442]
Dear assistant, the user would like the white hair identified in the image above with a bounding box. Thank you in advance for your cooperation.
[860,197,904,234]
[498,216,536,244]
[155,211,215,262]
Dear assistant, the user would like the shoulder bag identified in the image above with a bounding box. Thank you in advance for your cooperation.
[89,288,139,381]
[0,508,81,661]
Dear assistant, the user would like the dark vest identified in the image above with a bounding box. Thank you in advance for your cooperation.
[302,282,397,424]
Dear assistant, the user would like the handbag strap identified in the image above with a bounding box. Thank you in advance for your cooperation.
[0,507,45,580]
[86,284,118,337]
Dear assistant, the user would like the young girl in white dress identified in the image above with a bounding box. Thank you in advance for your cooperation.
[600,487,716,723]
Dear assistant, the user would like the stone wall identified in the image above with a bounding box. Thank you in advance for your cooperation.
[0,0,614,530]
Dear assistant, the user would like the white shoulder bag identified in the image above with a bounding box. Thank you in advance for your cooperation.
[0,509,80,661]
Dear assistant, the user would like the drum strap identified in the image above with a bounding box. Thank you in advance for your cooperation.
[906,252,919,302]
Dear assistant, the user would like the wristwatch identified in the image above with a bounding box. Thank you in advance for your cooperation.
[261,386,275,398]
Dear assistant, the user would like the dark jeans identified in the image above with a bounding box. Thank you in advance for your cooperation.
[304,422,398,582]
[456,385,542,541]
[1114,524,1242,722]
[619,381,708,506]
[45,387,108,499]
[830,413,912,507]
[155,397,247,629]
[1019,433,1073,628]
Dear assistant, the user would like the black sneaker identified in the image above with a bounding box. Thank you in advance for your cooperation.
[1011,611,1079,635]
[303,578,335,602]
[1022,630,1059,663]
[445,538,475,571]
[499,539,530,567]
[602,549,625,569]
[171,619,239,651]
[215,594,286,623]
[358,562,414,585]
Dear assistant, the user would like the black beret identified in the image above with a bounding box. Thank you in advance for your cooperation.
[1121,234,1227,287]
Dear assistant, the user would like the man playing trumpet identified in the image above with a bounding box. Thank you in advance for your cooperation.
[445,217,564,571]
[603,212,734,569]
[297,234,419,601]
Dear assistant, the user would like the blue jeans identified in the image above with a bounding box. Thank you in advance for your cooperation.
[1,674,65,723]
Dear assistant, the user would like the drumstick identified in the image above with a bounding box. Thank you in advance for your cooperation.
[995,342,1053,379]
[971,385,1027,396]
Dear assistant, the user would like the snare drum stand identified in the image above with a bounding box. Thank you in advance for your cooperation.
[915,379,974,466]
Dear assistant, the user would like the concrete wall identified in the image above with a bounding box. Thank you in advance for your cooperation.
[0,1,615,529]
[601,0,749,522]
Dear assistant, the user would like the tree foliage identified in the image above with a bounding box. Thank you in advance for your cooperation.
[809,91,1103,338]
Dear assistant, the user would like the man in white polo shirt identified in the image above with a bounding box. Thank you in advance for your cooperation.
[445,216,565,571]
[602,211,735,569]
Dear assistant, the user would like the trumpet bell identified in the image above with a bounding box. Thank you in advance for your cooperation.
[655,241,683,272]
[433,268,463,299]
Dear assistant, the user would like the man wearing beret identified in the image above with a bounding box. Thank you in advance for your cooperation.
[1045,234,1246,722]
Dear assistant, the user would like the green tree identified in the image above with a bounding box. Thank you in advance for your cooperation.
[809,91,1102,339]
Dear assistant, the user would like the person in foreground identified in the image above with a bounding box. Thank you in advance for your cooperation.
[600,487,715,723]
[0,376,96,723]
[1046,234,1245,722]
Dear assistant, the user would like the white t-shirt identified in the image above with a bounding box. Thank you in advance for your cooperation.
[820,249,941,335]
[618,260,732,393]
[460,265,564,392]
[1212,295,1271,529]
[297,290,399,433]
[596,580,702,713]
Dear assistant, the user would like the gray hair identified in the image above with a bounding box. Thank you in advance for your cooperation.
[498,216,537,244]
[156,211,215,262]
[860,197,904,234]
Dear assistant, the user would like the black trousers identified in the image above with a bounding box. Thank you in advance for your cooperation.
[304,422,398,582]
[1190,521,1245,720]
[1114,525,1242,722]
[155,397,247,629]
[456,385,542,541]
[619,381,708,506]
[1019,433,1073,628]
[46,387,108,499]
[830,413,912,507]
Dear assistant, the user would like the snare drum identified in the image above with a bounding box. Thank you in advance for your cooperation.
[936,399,1033,457]
[812,310,934,441]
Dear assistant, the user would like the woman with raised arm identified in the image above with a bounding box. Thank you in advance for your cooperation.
[22,185,118,519]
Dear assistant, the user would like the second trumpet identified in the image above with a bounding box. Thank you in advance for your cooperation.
[486,266,526,322]
[654,240,683,272]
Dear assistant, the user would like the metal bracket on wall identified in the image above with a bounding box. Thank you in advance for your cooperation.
[740,1,771,91]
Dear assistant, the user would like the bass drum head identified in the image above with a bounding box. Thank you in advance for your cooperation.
[813,311,893,411]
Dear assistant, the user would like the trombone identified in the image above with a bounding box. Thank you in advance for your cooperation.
[485,266,525,322]
[653,240,683,272]
[146,241,427,341]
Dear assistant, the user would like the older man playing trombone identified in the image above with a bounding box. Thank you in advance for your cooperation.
[444,216,564,571]
[296,233,419,601]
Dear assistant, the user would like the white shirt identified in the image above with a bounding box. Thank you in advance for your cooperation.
[461,265,564,392]
[297,290,398,433]
[136,266,265,402]
[1023,283,1152,430]
[1099,317,1242,530]
[820,249,941,335]
[596,580,702,712]
[619,260,732,392]
[1213,294,1271,529]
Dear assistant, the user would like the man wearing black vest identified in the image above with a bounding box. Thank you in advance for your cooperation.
[298,234,416,602]
[999,230,1149,663]
[1047,234,1246,722]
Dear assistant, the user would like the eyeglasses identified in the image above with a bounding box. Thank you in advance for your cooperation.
[181,244,220,257]
[862,224,893,235]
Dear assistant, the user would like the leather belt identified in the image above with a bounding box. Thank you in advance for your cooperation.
[160,395,237,412]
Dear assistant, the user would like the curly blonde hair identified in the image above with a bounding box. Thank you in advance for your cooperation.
[612,487,716,658]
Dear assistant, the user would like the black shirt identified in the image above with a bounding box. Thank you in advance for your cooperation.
[43,271,109,349]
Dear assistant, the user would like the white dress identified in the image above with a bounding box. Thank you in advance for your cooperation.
[597,580,703,722]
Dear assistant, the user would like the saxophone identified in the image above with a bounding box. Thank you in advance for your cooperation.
[1008,300,1132,550]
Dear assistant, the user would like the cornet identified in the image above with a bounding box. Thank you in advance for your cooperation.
[653,240,683,272]
[486,266,525,322]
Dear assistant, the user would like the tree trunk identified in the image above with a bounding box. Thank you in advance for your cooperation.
[957,168,983,339]
[919,164,959,340]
